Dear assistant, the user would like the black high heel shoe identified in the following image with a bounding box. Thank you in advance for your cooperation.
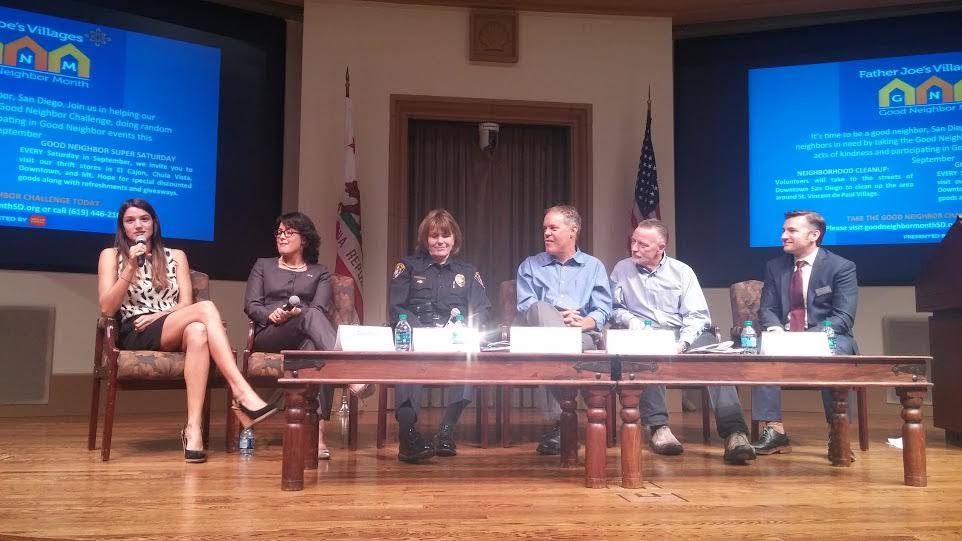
[181,427,207,463]
[231,394,281,429]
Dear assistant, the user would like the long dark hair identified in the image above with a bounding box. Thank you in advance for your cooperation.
[114,198,169,291]
[275,212,320,264]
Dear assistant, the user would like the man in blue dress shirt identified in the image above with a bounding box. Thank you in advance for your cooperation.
[609,219,755,464]
[516,205,612,455]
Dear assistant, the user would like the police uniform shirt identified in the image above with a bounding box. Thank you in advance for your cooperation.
[389,252,491,328]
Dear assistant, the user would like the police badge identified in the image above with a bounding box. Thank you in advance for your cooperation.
[392,262,405,279]
[454,273,465,288]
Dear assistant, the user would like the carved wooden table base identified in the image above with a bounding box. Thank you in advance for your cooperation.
[278,351,932,491]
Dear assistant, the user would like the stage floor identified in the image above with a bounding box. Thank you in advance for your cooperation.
[1,408,960,539]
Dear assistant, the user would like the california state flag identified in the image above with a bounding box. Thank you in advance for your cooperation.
[335,71,364,322]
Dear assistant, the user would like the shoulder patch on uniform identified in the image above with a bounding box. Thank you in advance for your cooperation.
[392,262,405,280]
[474,271,485,288]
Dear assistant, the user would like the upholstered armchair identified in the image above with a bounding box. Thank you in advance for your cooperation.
[729,279,764,343]
[88,270,225,461]
[500,279,719,446]
[230,274,362,452]
[497,279,619,447]
[729,279,869,449]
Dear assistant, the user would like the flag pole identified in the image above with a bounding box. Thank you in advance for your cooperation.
[338,66,356,416]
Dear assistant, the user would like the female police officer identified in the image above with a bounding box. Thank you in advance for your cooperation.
[388,209,491,463]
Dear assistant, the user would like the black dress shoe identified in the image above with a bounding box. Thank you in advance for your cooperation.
[398,425,436,463]
[434,423,457,457]
[536,424,561,456]
[752,426,792,455]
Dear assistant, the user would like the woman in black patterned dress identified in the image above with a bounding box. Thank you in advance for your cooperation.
[97,198,278,463]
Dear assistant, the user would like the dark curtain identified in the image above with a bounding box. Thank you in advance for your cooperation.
[407,119,570,316]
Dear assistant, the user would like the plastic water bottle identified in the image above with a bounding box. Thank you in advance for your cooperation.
[740,321,758,354]
[451,314,466,345]
[395,313,412,352]
[239,427,255,457]
[823,320,836,354]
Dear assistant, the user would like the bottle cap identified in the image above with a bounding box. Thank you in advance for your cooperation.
[399,313,408,320]
[744,320,753,326]
[456,314,464,321]
[822,320,831,326]
[643,319,652,326]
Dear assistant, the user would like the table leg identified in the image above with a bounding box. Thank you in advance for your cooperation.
[701,388,711,443]
[829,387,852,467]
[376,385,388,449]
[857,387,869,451]
[558,387,579,468]
[304,385,319,471]
[348,392,359,451]
[501,386,511,448]
[606,391,616,448]
[480,386,490,449]
[582,387,608,488]
[282,386,307,491]
[618,386,643,489]
[897,388,928,487]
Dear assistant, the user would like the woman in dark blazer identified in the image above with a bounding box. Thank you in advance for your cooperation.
[244,212,339,459]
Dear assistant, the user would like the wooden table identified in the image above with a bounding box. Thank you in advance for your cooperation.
[277,351,932,491]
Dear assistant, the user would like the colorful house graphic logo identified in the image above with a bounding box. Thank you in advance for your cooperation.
[916,76,953,105]
[0,36,91,78]
[878,78,915,107]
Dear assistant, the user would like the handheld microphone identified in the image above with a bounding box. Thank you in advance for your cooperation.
[282,295,301,311]
[135,235,146,267]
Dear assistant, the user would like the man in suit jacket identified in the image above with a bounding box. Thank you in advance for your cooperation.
[751,210,859,456]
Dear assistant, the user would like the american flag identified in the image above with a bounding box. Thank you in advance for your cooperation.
[631,93,660,230]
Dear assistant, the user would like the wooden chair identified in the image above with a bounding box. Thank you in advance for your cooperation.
[373,296,493,448]
[230,274,362,452]
[87,270,227,461]
[374,385,492,449]
[729,279,869,450]
[497,280,551,448]
[498,280,715,447]
[498,279,616,447]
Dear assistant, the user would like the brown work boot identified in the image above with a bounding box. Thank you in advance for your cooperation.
[649,426,684,456]
[724,431,757,464]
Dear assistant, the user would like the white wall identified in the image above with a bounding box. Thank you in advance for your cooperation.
[298,0,675,324]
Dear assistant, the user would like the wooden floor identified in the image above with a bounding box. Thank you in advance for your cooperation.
[1,407,961,540]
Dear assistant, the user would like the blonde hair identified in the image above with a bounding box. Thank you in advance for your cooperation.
[545,205,581,235]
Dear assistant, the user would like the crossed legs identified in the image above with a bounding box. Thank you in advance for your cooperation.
[159,300,268,450]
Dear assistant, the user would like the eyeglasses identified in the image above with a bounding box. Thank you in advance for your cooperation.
[275,229,299,239]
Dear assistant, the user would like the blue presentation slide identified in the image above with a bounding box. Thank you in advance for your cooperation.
[0,6,220,240]
[749,51,962,247]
